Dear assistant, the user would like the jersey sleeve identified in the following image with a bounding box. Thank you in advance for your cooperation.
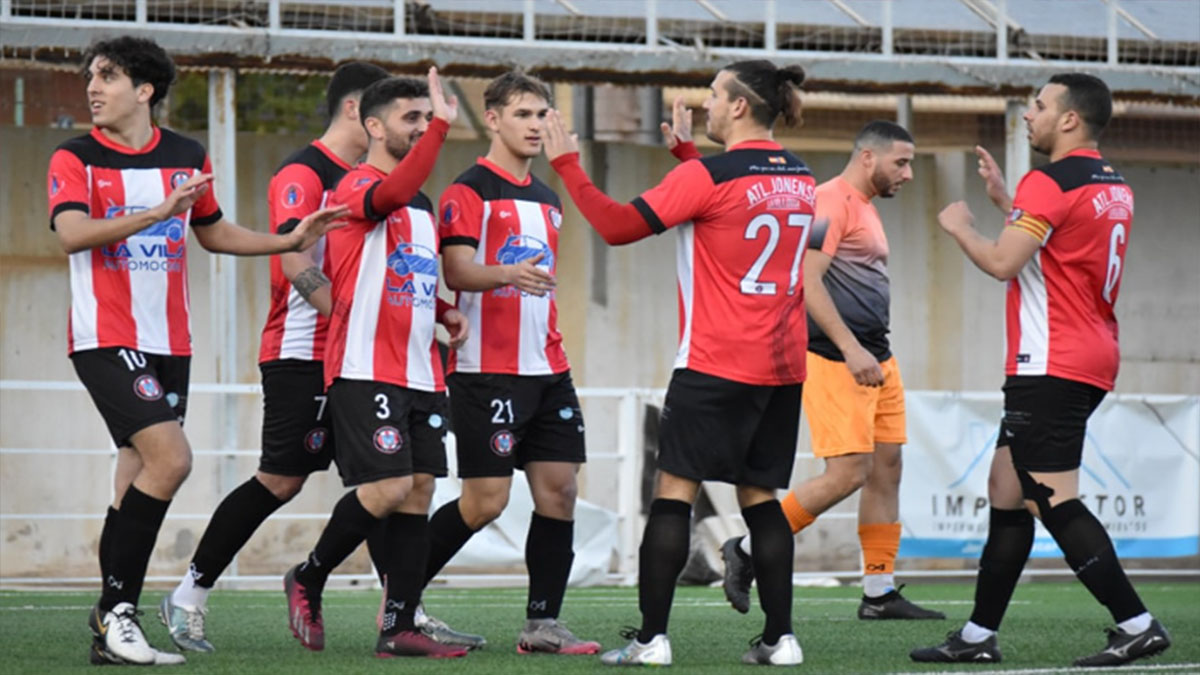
[810,189,850,255]
[190,155,223,226]
[47,149,90,230]
[438,183,485,249]
[631,160,715,234]
[332,170,383,228]
[267,162,325,234]
[1009,171,1068,245]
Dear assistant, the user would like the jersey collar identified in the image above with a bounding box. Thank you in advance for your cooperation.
[727,139,784,152]
[1063,148,1102,160]
[477,156,533,187]
[312,139,353,170]
[90,126,162,154]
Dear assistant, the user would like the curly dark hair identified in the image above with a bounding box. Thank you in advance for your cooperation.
[82,36,175,108]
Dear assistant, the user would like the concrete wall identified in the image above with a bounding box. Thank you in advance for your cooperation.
[2,126,1197,581]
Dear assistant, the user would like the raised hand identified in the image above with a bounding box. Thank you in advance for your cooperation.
[542,109,579,162]
[290,204,350,251]
[504,252,556,297]
[428,66,459,124]
[974,145,1011,212]
[156,173,213,219]
[658,95,693,150]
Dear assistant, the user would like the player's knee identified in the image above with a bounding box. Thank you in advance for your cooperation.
[257,473,306,502]
[407,474,436,509]
[461,490,509,527]
[830,454,871,493]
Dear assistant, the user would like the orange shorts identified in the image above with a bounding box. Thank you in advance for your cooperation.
[803,351,907,457]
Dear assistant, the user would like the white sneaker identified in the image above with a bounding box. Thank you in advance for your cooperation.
[600,632,672,666]
[742,633,803,666]
[101,602,159,665]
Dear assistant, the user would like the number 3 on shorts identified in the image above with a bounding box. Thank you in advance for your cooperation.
[375,393,390,419]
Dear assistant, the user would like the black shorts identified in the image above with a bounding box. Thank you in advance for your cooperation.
[997,375,1107,472]
[328,378,448,487]
[259,360,334,477]
[447,371,586,478]
[70,347,190,447]
[657,368,802,490]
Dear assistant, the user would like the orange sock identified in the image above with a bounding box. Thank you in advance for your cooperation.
[780,492,816,534]
[858,522,902,576]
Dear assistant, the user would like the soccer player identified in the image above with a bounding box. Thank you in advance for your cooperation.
[282,70,471,659]
[543,59,812,666]
[910,74,1171,666]
[159,61,390,653]
[430,70,600,656]
[714,120,945,621]
[48,36,345,667]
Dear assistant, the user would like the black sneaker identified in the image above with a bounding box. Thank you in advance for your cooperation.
[858,584,946,620]
[1073,619,1170,667]
[720,536,754,614]
[910,629,1001,663]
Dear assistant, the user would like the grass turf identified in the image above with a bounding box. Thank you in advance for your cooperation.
[0,582,1196,673]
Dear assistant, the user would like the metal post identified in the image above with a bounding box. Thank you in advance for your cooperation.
[394,0,405,36]
[638,87,663,146]
[881,0,893,56]
[896,94,913,132]
[14,77,23,127]
[646,0,658,48]
[995,0,1007,61]
[615,392,641,583]
[764,0,777,53]
[524,0,535,42]
[0,0,10,20]
[136,0,147,24]
[1107,0,1119,64]
[207,68,241,580]
[1005,98,1031,193]
[269,0,281,31]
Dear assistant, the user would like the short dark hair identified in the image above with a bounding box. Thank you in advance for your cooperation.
[326,61,390,119]
[483,70,551,110]
[1048,73,1113,139]
[359,76,430,128]
[82,36,175,108]
[722,60,806,129]
[854,120,915,152]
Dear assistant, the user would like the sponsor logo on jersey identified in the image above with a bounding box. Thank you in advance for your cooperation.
[170,171,191,189]
[354,176,374,189]
[133,374,164,401]
[490,429,515,457]
[495,231,555,269]
[101,204,186,272]
[385,239,439,309]
[283,182,305,209]
[97,179,113,188]
[744,175,816,211]
[1092,185,1133,220]
[374,426,403,454]
[305,427,328,453]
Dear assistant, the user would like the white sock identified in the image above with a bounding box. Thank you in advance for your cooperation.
[171,570,210,610]
[1118,612,1152,635]
[960,621,995,644]
[862,574,895,598]
[739,534,753,557]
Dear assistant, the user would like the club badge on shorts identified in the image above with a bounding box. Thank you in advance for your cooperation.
[305,428,328,453]
[373,426,402,454]
[132,374,163,401]
[490,430,515,457]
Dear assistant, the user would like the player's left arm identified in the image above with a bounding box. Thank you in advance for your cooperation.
[937,201,1042,280]
[192,208,349,256]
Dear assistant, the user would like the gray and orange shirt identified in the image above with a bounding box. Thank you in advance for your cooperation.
[806,176,891,362]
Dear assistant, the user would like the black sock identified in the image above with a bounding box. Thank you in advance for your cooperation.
[295,490,379,591]
[98,506,119,583]
[637,499,691,642]
[525,513,574,620]
[1042,499,1147,623]
[743,500,793,644]
[99,486,169,612]
[969,508,1034,630]
[380,514,430,635]
[189,477,285,588]
[366,519,390,586]
[424,499,477,585]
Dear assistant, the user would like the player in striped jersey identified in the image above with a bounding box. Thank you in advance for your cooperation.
[911,74,1170,667]
[48,37,346,667]
[430,71,600,656]
[545,60,811,666]
[282,72,471,659]
[161,62,389,654]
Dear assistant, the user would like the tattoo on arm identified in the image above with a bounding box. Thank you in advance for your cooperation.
[292,266,331,300]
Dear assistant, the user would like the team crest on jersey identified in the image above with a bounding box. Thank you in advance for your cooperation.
[373,426,403,454]
[496,232,554,269]
[490,430,515,457]
[133,375,163,401]
[548,207,563,230]
[442,200,459,225]
[170,171,191,189]
[354,176,373,189]
[282,183,305,209]
[50,174,62,196]
[305,428,328,453]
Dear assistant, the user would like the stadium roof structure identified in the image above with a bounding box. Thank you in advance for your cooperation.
[3,0,1197,102]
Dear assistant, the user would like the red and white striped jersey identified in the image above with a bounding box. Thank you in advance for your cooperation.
[438,158,570,376]
[634,141,816,386]
[258,141,350,364]
[1005,148,1132,391]
[47,127,223,356]
[323,163,444,392]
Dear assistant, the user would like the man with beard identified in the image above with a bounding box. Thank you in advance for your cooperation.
[713,120,945,622]
[282,71,470,659]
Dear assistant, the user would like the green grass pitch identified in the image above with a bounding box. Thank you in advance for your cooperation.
[1,582,1196,673]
